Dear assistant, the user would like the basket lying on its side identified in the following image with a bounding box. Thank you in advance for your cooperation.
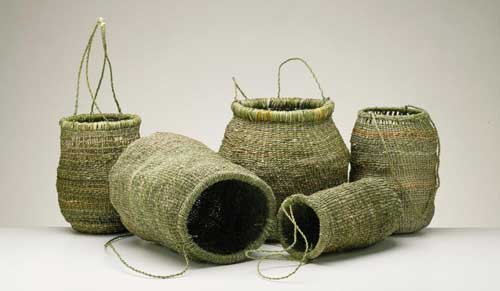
[350,106,440,233]
[219,57,350,240]
[57,18,141,234]
[277,178,402,260]
[109,132,276,265]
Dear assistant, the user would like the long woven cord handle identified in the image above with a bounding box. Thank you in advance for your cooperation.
[105,233,189,279]
[90,17,122,114]
[277,57,327,101]
[232,76,249,101]
[74,21,104,115]
[245,205,310,280]
[370,109,440,219]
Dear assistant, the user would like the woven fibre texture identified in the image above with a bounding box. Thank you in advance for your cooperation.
[350,106,439,233]
[278,178,402,260]
[219,98,350,240]
[57,113,141,234]
[109,132,276,264]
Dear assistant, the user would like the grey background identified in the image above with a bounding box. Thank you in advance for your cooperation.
[1,0,499,227]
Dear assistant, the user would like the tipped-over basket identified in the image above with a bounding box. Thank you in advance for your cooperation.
[278,178,402,260]
[109,132,276,265]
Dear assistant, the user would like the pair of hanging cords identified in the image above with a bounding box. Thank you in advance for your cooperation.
[105,233,190,279]
[245,205,310,280]
[232,57,327,103]
[74,17,122,116]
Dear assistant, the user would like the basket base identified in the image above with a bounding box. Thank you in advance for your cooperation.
[70,222,126,235]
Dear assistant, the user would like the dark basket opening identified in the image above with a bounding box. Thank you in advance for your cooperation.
[363,107,422,117]
[281,202,320,253]
[187,180,269,255]
[67,114,134,123]
[240,98,325,112]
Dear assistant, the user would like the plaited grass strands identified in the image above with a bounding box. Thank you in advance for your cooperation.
[219,57,350,240]
[106,132,276,277]
[350,106,440,233]
[56,18,141,234]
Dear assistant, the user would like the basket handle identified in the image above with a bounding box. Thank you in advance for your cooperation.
[232,77,249,101]
[277,57,327,101]
[105,233,189,279]
[73,17,122,115]
[245,204,310,280]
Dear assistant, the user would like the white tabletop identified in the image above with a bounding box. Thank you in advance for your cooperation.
[1,227,498,291]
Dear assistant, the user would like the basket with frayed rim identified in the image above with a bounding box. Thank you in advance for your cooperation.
[350,105,440,233]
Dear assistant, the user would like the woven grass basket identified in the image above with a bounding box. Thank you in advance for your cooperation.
[277,178,402,260]
[350,105,440,233]
[108,132,276,265]
[56,18,141,234]
[219,58,350,240]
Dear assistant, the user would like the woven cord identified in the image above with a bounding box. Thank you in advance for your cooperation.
[277,57,327,101]
[105,233,189,279]
[245,205,309,280]
[370,109,440,220]
[73,18,122,116]
[74,22,104,115]
[90,18,122,114]
[232,77,249,101]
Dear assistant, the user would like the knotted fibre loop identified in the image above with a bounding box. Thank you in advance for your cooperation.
[74,17,122,116]
[105,233,190,279]
[245,205,310,280]
[277,57,327,101]
[350,106,440,233]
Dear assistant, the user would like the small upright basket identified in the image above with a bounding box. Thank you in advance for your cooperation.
[350,105,440,233]
[56,18,141,234]
[219,58,350,240]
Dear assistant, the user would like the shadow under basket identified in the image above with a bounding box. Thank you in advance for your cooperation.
[57,113,141,234]
[109,132,276,264]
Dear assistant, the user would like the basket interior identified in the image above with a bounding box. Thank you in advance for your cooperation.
[66,114,134,123]
[281,202,320,253]
[240,98,325,112]
[363,107,421,117]
[187,180,269,255]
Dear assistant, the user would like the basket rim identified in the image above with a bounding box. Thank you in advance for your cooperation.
[357,106,429,121]
[177,171,276,264]
[59,113,141,131]
[231,97,335,123]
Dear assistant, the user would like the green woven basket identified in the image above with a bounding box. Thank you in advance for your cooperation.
[350,105,440,233]
[109,132,276,265]
[219,58,350,240]
[56,18,141,234]
[277,178,402,260]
